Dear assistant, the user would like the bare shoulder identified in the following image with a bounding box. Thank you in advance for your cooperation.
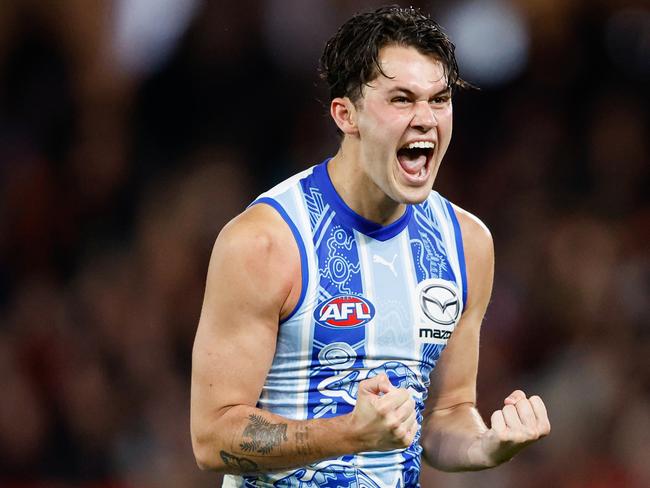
[216,203,295,258]
[450,203,494,310]
[451,204,493,259]
[207,203,301,321]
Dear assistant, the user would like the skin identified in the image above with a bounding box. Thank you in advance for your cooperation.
[190,44,550,474]
[328,44,453,224]
[191,204,417,473]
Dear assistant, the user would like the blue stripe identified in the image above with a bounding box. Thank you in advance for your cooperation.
[300,169,367,420]
[250,197,308,323]
[313,159,413,241]
[407,205,427,283]
[445,200,468,309]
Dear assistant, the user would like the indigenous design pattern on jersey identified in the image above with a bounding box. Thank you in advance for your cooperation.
[223,160,466,488]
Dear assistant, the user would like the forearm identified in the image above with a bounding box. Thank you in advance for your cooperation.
[192,404,360,474]
[420,403,493,472]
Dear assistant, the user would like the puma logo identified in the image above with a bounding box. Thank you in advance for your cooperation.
[372,254,397,277]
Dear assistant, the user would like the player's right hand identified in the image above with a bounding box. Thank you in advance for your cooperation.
[348,373,418,451]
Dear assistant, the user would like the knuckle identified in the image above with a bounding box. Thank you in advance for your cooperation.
[397,431,412,448]
[496,429,511,442]
[520,430,535,443]
[385,414,400,431]
[387,421,400,432]
[525,427,539,439]
[407,429,417,444]
[501,429,522,444]
[376,403,390,416]
[511,432,526,444]
[502,429,516,441]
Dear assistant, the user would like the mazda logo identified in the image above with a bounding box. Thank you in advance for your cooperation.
[419,283,460,325]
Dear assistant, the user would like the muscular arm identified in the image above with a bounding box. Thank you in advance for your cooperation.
[420,205,550,471]
[191,205,417,474]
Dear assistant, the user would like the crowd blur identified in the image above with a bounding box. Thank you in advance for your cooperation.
[0,0,647,487]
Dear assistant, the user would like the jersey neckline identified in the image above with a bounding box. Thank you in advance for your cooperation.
[312,159,413,242]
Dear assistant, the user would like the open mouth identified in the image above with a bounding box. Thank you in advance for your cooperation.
[396,141,435,180]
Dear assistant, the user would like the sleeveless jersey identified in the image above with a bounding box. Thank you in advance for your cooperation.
[223,159,467,488]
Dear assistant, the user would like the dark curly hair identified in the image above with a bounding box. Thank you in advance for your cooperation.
[320,5,470,103]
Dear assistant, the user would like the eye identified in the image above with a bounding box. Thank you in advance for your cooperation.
[391,96,410,104]
[431,94,451,104]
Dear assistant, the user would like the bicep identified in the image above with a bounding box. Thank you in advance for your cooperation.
[191,209,297,435]
[191,288,278,419]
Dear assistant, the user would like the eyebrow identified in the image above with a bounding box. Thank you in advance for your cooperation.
[389,86,451,98]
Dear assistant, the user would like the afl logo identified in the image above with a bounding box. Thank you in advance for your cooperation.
[314,295,375,328]
[418,279,461,326]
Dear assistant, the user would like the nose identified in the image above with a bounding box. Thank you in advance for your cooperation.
[411,100,437,132]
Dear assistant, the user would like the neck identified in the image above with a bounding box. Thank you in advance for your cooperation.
[327,142,406,226]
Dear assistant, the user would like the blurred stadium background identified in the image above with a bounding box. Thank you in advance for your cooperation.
[0,0,647,486]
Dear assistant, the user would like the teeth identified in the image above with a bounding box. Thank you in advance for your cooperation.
[405,141,435,149]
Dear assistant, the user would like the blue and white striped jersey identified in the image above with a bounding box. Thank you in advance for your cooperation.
[224,159,467,488]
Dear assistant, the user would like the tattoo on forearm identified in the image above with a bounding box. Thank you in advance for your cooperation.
[220,450,259,473]
[295,424,311,456]
[239,414,288,455]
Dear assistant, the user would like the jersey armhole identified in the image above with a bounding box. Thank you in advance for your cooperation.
[249,197,308,323]
[445,200,468,310]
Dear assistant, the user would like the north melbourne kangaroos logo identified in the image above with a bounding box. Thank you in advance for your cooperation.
[314,295,375,328]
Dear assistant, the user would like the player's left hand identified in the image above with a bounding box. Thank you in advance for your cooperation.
[474,390,551,467]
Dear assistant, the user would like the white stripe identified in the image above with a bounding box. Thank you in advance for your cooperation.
[258,165,315,199]
[398,231,420,363]
[446,201,465,304]
[221,474,239,488]
[355,231,375,362]
[439,197,464,303]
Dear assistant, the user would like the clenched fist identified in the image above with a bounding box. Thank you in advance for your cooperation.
[347,373,418,451]
[472,390,551,467]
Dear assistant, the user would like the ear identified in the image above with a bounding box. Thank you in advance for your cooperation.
[330,97,359,135]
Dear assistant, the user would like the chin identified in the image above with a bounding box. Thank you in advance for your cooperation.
[392,172,436,205]
[391,183,432,205]
[404,189,431,204]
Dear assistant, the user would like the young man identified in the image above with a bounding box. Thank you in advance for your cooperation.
[191,6,550,487]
